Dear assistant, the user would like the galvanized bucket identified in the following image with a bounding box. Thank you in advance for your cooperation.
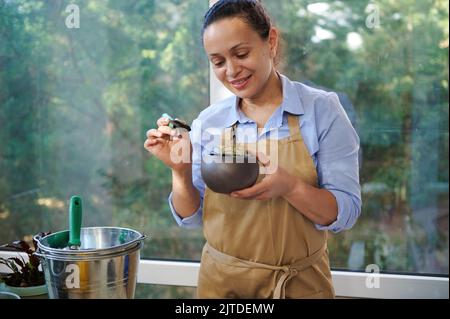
[34,227,147,299]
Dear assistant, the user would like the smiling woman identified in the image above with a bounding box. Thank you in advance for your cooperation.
[203,17,283,112]
[143,0,449,299]
[1,0,448,300]
[145,0,361,299]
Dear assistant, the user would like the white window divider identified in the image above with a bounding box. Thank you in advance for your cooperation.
[136,259,449,299]
[1,251,448,298]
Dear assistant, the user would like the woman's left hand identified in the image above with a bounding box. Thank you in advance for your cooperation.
[230,152,298,200]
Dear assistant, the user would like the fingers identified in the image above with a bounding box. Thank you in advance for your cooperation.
[251,191,271,201]
[144,139,153,149]
[231,188,268,200]
[256,152,278,175]
[144,136,164,149]
[231,178,268,199]
[157,116,170,127]
[172,128,190,140]
[256,151,271,166]
[145,127,175,139]
[144,129,168,151]
[157,125,176,136]
[246,150,276,174]
[146,128,158,139]
[156,116,176,136]
[145,116,190,152]
[156,116,190,137]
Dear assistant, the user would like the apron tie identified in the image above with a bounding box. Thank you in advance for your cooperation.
[273,266,299,299]
[205,243,326,299]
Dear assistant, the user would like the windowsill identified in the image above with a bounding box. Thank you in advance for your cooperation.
[137,259,449,299]
[1,251,448,298]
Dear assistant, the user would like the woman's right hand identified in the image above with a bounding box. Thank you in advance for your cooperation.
[144,116,192,172]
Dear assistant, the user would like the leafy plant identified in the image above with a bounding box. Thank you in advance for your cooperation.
[0,232,50,287]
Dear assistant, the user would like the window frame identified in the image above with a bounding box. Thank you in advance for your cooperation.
[136,259,448,299]
[0,251,447,298]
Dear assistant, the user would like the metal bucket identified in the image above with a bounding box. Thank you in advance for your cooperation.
[34,227,147,299]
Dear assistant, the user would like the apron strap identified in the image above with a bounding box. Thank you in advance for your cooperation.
[287,114,301,137]
[204,242,326,299]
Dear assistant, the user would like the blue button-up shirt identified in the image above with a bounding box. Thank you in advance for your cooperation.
[168,74,361,233]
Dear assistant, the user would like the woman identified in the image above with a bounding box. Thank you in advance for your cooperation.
[144,0,361,299]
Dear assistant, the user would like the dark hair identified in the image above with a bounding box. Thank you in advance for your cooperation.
[202,0,272,40]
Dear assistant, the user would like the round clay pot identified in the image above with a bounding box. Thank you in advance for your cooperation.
[201,152,259,194]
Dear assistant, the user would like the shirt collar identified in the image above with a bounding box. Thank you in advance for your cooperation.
[279,73,304,116]
[223,73,304,128]
[223,97,249,128]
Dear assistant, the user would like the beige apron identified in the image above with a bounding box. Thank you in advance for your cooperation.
[198,114,335,299]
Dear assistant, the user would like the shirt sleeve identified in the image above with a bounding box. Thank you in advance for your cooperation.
[168,191,203,229]
[314,93,362,233]
[168,118,205,229]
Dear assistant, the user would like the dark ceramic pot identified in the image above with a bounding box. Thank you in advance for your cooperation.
[201,152,259,194]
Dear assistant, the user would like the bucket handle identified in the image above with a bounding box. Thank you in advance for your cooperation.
[33,233,43,245]
[126,234,148,247]
[33,245,48,259]
[32,233,147,258]
[33,250,45,258]
[33,233,45,259]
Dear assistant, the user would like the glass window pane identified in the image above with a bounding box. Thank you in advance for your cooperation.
[265,0,448,275]
[0,0,208,261]
[1,0,448,281]
[135,283,196,299]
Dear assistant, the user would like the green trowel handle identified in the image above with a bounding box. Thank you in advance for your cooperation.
[68,196,82,247]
